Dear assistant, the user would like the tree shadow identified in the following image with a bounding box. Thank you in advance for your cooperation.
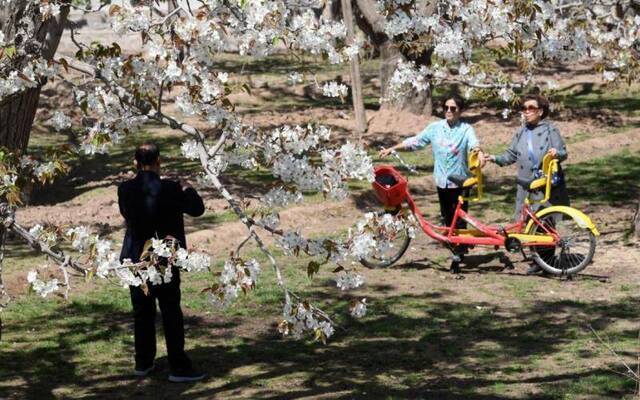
[2,290,638,399]
[182,295,639,399]
[0,297,239,400]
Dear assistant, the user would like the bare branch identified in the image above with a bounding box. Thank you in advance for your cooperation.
[589,324,640,382]
[59,255,71,300]
[7,219,88,276]
[233,231,254,257]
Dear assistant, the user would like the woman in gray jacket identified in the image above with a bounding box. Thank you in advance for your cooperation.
[485,94,570,273]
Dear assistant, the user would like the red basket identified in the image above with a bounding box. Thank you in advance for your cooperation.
[372,165,408,207]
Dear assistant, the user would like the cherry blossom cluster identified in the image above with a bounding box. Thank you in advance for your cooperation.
[24,223,212,296]
[275,211,416,269]
[379,0,640,104]
[0,148,71,205]
[279,298,335,343]
[349,298,367,318]
[27,269,60,298]
[206,257,261,309]
[0,59,58,99]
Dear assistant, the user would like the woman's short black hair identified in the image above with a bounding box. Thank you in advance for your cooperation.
[521,93,550,119]
[135,143,160,167]
[441,93,465,111]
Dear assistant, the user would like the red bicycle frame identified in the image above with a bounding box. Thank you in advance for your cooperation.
[373,165,560,250]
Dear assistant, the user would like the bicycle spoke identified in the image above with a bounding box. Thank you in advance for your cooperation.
[529,211,595,275]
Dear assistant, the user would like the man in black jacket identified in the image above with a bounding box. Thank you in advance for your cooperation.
[118,143,205,382]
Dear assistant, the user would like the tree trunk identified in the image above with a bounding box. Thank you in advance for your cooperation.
[0,211,8,340]
[341,0,367,135]
[634,201,640,239]
[351,0,436,116]
[378,41,433,116]
[0,87,42,152]
[0,5,68,153]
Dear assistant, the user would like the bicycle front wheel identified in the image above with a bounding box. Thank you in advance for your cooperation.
[360,211,412,269]
[527,210,596,276]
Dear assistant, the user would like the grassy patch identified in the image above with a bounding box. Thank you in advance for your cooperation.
[558,85,640,115]
[2,254,640,399]
[565,149,640,206]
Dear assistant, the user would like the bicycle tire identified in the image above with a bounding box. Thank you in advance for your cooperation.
[360,211,412,269]
[526,210,596,276]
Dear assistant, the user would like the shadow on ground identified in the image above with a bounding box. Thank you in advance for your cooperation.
[1,292,637,399]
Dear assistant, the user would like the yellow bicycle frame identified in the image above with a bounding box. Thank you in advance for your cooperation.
[525,205,600,237]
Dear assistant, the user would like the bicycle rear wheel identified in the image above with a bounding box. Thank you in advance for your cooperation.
[360,211,412,269]
[527,210,596,276]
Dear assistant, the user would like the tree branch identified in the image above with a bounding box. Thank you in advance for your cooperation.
[7,218,88,276]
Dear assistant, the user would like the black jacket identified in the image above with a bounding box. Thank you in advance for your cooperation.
[118,171,205,263]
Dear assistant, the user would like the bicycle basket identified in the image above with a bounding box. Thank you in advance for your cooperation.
[372,166,408,207]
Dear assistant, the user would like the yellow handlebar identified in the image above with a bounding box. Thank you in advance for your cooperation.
[526,153,559,205]
[462,149,483,202]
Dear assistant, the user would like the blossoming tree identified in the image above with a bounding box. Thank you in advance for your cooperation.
[0,0,639,340]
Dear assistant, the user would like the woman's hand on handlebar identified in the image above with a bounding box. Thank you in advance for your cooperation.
[477,150,487,168]
[482,154,496,164]
[379,147,394,158]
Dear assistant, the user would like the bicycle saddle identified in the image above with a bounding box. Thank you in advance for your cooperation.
[448,174,478,188]
[516,176,546,191]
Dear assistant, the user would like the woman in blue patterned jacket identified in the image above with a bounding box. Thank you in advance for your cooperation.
[380,94,484,272]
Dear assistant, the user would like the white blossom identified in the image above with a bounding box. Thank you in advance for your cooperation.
[181,140,201,160]
[34,162,56,180]
[164,61,183,81]
[343,41,361,59]
[39,3,61,18]
[217,72,229,83]
[66,226,92,252]
[287,72,303,85]
[322,81,348,98]
[115,265,143,287]
[262,187,303,208]
[27,270,59,298]
[151,238,172,258]
[335,271,365,291]
[602,70,618,82]
[2,174,17,187]
[97,253,120,278]
[350,298,367,318]
[29,224,44,238]
[174,249,211,272]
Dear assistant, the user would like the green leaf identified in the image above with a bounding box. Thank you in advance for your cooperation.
[4,46,16,58]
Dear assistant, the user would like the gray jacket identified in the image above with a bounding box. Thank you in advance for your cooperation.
[495,119,568,183]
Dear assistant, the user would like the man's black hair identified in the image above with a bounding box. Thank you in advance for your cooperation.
[441,93,465,111]
[135,143,160,167]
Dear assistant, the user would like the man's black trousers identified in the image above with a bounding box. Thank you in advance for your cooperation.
[129,269,192,373]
